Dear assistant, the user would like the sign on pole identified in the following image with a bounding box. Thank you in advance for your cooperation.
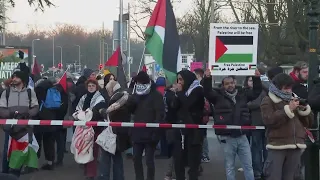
[190,62,203,72]
[208,23,259,76]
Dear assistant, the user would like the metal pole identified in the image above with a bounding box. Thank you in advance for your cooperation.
[57,46,63,65]
[120,0,123,54]
[78,45,81,72]
[102,22,105,71]
[99,39,102,65]
[32,39,40,64]
[128,3,131,79]
[105,43,109,60]
[52,36,55,76]
[32,40,35,64]
[1,0,5,46]
[305,0,320,179]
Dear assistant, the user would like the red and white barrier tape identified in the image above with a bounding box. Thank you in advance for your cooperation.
[0,119,266,129]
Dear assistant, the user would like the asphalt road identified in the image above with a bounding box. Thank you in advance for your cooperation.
[0,123,246,180]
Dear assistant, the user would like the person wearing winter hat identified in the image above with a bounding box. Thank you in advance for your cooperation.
[0,71,39,177]
[83,68,96,80]
[97,81,131,180]
[126,71,165,180]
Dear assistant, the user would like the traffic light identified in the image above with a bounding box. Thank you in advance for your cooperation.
[99,64,103,70]
[58,63,62,69]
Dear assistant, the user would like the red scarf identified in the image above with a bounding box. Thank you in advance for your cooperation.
[289,71,301,82]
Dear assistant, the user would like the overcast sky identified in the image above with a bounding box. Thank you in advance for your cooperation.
[6,0,192,34]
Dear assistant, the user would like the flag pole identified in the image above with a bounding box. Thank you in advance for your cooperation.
[138,45,146,71]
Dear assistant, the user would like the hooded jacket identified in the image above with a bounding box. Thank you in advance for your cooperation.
[175,70,205,145]
[126,79,165,143]
[203,75,262,137]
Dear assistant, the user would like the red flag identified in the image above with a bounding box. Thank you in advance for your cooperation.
[105,47,120,66]
[32,58,41,75]
[142,65,147,72]
[58,71,67,92]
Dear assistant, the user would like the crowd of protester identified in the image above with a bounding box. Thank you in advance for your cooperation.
[0,53,320,180]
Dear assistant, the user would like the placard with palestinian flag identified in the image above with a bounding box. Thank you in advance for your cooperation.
[208,23,259,76]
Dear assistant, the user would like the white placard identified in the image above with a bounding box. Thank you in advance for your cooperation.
[208,23,259,76]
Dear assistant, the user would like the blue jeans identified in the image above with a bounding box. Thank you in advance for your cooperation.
[220,135,254,180]
[2,132,9,173]
[97,148,124,180]
[202,137,209,158]
[251,130,267,177]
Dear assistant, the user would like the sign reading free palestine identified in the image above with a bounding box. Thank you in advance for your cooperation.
[208,23,259,76]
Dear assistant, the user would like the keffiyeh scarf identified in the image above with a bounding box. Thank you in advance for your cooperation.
[186,80,202,97]
[135,83,151,95]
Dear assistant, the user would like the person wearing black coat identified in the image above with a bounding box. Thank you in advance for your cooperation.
[98,80,131,180]
[308,77,320,111]
[34,78,68,170]
[126,71,165,180]
[163,86,183,180]
[170,70,204,180]
[202,69,262,180]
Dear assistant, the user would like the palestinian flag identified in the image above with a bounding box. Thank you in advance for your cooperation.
[215,36,254,63]
[145,0,181,83]
[249,64,256,70]
[7,134,39,169]
[211,65,219,71]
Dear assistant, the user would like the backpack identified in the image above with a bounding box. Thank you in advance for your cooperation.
[6,88,32,108]
[40,87,62,110]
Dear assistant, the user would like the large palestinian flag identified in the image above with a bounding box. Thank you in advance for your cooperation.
[7,134,39,169]
[215,36,254,63]
[145,0,181,83]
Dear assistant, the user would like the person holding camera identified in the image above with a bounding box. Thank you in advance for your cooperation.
[260,73,313,180]
[0,71,39,177]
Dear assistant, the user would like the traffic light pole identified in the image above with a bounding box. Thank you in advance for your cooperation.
[305,0,320,179]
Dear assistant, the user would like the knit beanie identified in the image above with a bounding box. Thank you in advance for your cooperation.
[82,68,95,79]
[267,67,283,80]
[135,71,150,84]
[11,71,29,87]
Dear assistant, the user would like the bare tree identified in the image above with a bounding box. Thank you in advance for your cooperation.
[178,0,222,61]
[130,0,180,41]
[221,0,309,65]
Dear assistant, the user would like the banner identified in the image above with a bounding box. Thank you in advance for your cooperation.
[0,47,30,80]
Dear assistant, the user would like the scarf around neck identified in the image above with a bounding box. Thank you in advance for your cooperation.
[225,89,238,104]
[269,83,292,102]
[76,91,105,111]
[185,80,202,97]
[135,83,151,95]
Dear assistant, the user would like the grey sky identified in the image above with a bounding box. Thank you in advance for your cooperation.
[6,0,193,34]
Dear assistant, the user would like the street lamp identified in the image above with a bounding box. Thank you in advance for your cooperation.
[1,20,17,45]
[75,45,81,71]
[32,38,40,63]
[57,46,63,66]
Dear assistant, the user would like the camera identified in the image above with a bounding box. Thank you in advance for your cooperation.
[298,98,308,106]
